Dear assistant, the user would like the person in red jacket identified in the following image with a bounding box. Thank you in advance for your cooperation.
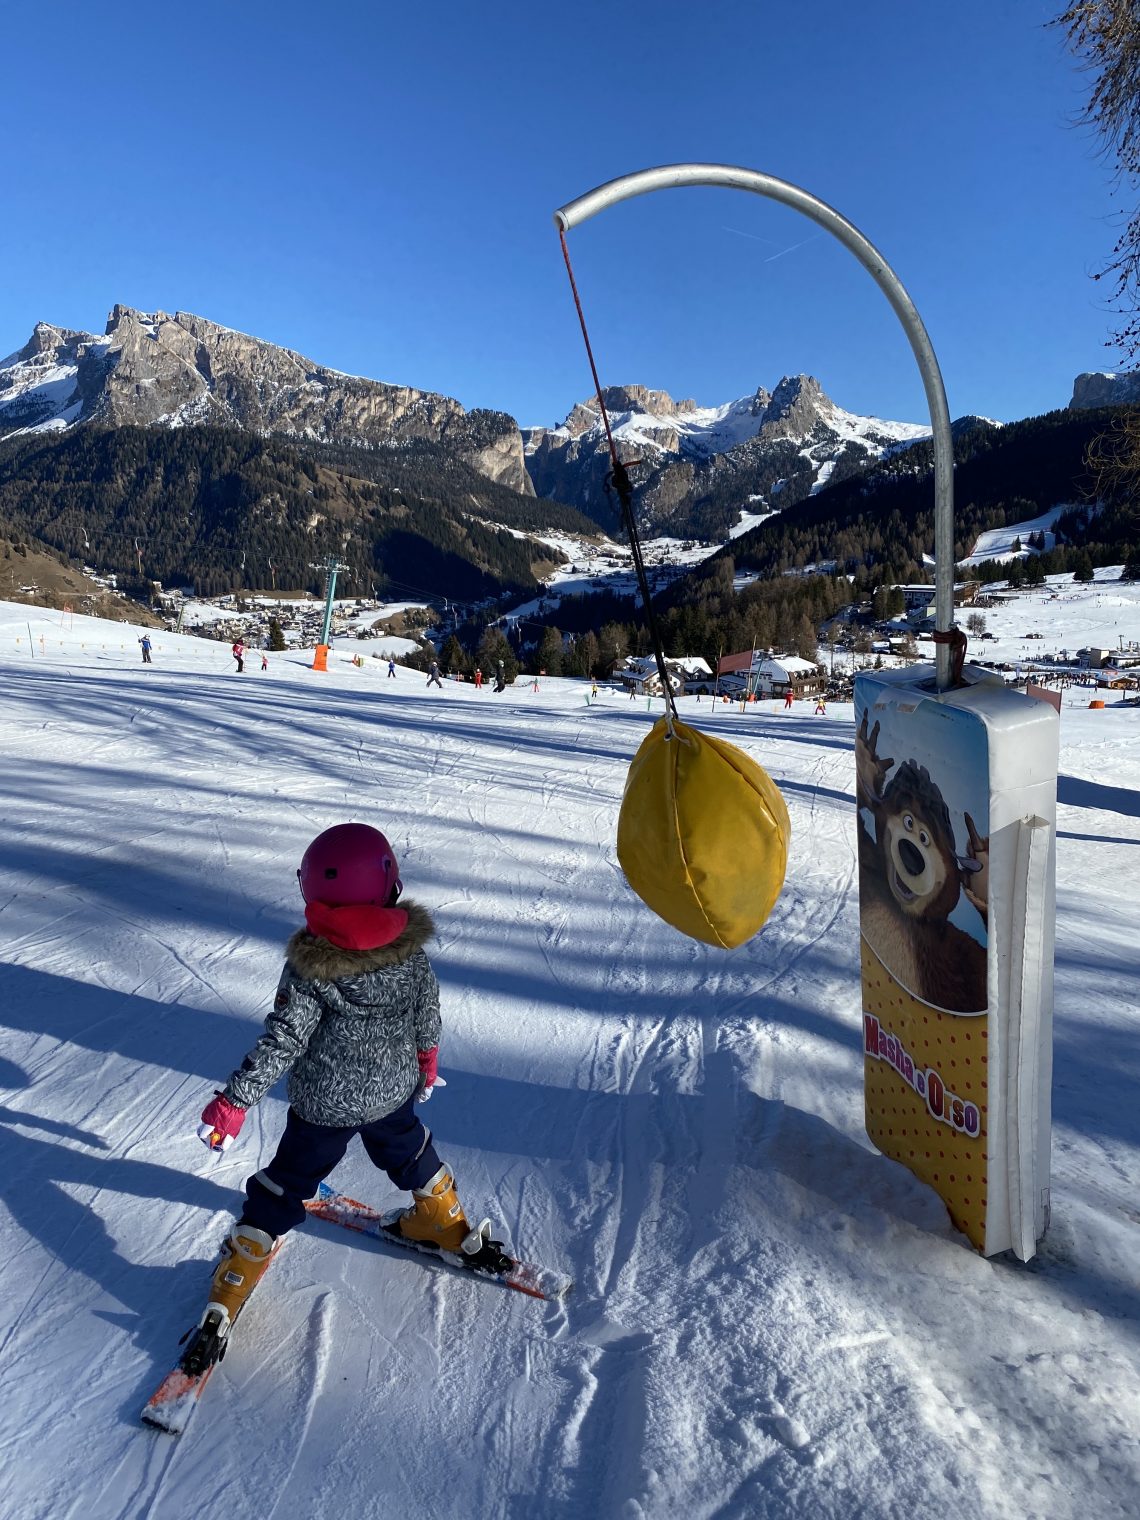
[232,639,245,673]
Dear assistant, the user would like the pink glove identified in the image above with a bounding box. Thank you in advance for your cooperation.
[197,1092,246,1152]
[416,1046,445,1103]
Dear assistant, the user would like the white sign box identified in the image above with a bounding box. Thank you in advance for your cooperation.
[854,665,1058,1259]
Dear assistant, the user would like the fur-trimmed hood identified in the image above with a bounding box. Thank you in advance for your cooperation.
[285,900,435,982]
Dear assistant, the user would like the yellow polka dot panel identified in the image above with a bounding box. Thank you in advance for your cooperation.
[862,938,989,1251]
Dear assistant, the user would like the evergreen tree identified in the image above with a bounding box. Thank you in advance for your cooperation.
[536,625,564,676]
[795,613,820,665]
[572,628,601,677]
[267,616,287,651]
[404,638,437,672]
[597,622,629,674]
[441,634,467,674]
[476,626,518,682]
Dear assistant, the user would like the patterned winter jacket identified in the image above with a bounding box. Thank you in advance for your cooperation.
[223,901,441,1127]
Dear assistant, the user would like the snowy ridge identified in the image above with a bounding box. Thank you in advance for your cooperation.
[0,330,112,435]
[0,308,534,494]
[527,381,930,465]
[522,375,933,535]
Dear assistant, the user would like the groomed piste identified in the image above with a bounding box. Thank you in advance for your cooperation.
[0,586,1137,1519]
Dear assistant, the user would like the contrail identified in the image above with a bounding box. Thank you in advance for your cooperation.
[763,233,822,263]
[722,225,823,263]
[721,225,781,246]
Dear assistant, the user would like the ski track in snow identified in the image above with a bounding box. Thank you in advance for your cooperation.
[0,605,1137,1520]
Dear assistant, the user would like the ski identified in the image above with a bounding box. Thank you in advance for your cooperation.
[305,1181,572,1300]
[141,1240,283,1435]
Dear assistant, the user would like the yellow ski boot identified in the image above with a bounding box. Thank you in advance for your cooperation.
[203,1225,276,1329]
[180,1224,276,1375]
[398,1164,470,1251]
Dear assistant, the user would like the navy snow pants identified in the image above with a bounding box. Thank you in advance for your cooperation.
[239,1096,441,1238]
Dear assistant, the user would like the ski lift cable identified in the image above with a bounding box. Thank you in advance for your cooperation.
[557,225,680,734]
[378,574,461,605]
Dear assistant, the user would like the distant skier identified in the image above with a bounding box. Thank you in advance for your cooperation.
[815,697,827,716]
[493,659,506,693]
[139,634,152,665]
[474,667,483,689]
[387,658,397,678]
[427,660,443,689]
[783,689,794,710]
[194,824,471,1343]
[261,653,269,672]
[232,639,245,674]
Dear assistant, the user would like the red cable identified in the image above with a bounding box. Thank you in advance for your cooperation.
[558,227,622,473]
[558,227,680,727]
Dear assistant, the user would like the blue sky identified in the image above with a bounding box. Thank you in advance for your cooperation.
[1,1,1126,430]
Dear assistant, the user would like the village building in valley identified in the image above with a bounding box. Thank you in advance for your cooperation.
[717,650,825,699]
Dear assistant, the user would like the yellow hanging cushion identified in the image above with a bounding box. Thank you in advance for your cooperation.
[617,717,790,949]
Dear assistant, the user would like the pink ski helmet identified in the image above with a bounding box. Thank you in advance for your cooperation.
[298,824,402,907]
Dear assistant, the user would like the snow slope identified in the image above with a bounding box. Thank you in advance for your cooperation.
[957,507,1073,570]
[0,603,1136,1520]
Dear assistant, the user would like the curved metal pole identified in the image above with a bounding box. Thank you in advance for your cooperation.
[554,163,955,691]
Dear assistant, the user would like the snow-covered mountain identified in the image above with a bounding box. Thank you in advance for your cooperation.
[1069,370,1140,410]
[0,307,534,494]
[523,375,931,536]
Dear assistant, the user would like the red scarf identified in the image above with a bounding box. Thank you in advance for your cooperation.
[304,900,409,951]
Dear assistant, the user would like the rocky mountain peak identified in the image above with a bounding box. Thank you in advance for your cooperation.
[19,322,84,361]
[561,384,700,439]
[0,306,533,495]
[522,370,927,538]
[1069,370,1140,410]
[761,374,829,435]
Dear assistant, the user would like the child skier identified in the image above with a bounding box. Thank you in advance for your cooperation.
[193,822,471,1343]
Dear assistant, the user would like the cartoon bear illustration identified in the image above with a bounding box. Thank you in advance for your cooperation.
[856,713,989,1013]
